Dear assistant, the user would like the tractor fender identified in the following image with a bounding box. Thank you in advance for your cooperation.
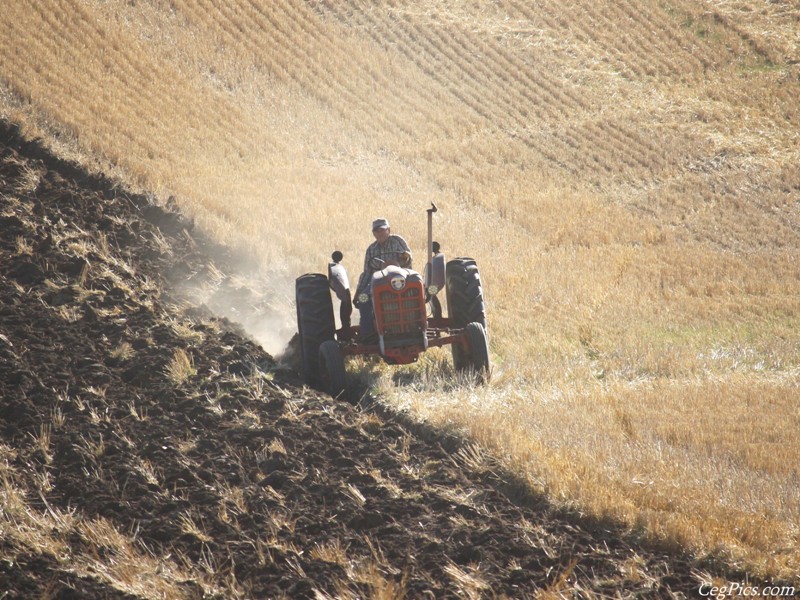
[328,262,350,301]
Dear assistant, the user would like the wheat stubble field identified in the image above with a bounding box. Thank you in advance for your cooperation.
[1,0,799,587]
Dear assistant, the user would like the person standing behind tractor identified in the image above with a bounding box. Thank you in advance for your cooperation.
[328,251,352,340]
[354,218,412,341]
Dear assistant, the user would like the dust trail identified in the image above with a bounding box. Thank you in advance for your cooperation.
[175,261,300,359]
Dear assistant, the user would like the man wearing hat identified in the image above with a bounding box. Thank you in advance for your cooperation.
[354,218,412,340]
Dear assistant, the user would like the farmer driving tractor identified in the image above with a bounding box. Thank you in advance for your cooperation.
[354,218,412,341]
[295,203,489,399]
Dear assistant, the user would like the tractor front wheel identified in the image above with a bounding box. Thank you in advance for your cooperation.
[455,322,490,382]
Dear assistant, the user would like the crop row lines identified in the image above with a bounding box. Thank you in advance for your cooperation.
[616,0,712,73]
[348,5,581,172]
[348,2,676,181]
[8,0,252,173]
[388,7,575,128]
[315,2,464,139]
[236,0,417,141]
[56,0,214,145]
[175,0,375,139]
[318,0,547,133]
[499,0,680,175]
[172,0,270,79]
[168,0,302,148]
[269,0,426,140]
[268,0,428,139]
[415,17,570,124]
[582,0,701,77]
[505,0,702,80]
[0,3,155,158]
[584,120,668,175]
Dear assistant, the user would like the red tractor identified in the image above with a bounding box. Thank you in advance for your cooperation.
[295,204,489,398]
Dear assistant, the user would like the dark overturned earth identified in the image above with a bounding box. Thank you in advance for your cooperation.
[0,120,751,598]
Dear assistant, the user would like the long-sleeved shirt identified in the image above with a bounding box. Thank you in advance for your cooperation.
[355,234,412,295]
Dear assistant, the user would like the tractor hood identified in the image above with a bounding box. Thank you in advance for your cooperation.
[371,265,422,289]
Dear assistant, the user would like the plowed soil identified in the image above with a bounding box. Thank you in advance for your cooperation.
[0,121,754,598]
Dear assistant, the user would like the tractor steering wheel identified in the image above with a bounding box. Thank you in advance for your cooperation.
[370,251,410,270]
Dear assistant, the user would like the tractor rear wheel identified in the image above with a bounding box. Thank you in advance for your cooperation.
[455,322,491,381]
[445,258,486,330]
[296,274,336,386]
[319,340,347,398]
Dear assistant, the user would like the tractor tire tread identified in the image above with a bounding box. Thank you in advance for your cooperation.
[296,274,336,385]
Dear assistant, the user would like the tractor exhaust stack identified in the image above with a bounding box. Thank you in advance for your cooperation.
[426,202,437,277]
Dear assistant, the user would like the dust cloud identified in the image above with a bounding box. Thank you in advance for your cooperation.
[174,261,301,360]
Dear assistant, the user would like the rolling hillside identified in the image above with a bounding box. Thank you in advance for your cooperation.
[2,0,799,589]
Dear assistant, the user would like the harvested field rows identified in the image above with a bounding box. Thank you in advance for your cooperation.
[0,121,746,598]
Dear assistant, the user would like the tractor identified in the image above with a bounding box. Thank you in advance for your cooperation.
[295,204,489,398]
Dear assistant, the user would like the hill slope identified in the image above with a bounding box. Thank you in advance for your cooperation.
[0,118,754,599]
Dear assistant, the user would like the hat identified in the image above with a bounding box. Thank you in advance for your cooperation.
[372,218,389,231]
